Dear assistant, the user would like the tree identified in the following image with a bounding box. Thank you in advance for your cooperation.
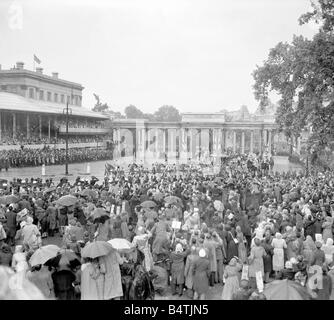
[124,105,145,119]
[253,1,334,154]
[153,105,181,122]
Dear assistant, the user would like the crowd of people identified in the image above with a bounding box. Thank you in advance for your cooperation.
[54,120,108,129]
[0,153,333,300]
[0,132,112,146]
[0,146,113,170]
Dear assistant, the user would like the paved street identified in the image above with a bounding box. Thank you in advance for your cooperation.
[0,156,302,184]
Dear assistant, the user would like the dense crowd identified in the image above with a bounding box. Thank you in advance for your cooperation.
[54,120,108,129]
[0,146,113,170]
[0,132,112,146]
[0,154,333,300]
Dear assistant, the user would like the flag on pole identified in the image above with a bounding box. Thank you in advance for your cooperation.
[34,54,41,64]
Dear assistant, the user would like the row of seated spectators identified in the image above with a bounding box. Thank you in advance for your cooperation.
[0,133,114,146]
[54,119,108,129]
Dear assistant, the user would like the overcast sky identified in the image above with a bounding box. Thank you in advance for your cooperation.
[0,0,317,114]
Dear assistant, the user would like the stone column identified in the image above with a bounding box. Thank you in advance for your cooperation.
[54,117,57,139]
[250,130,254,153]
[268,129,272,154]
[118,128,122,157]
[0,112,2,141]
[48,119,51,141]
[241,131,245,154]
[162,129,166,155]
[223,129,227,152]
[180,127,187,163]
[198,129,202,161]
[39,115,42,140]
[188,128,193,160]
[142,128,147,161]
[233,130,236,153]
[155,128,159,157]
[263,129,268,150]
[259,129,263,154]
[26,114,30,139]
[12,113,16,139]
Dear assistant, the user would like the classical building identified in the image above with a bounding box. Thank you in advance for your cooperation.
[0,62,108,149]
[111,106,282,164]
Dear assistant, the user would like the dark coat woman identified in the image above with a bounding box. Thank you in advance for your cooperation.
[170,244,189,296]
[192,249,210,300]
[262,231,273,283]
[52,267,76,300]
[225,226,238,263]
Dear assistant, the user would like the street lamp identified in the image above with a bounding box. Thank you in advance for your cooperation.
[63,94,73,175]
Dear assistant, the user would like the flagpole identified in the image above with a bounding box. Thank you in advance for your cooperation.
[33,57,35,72]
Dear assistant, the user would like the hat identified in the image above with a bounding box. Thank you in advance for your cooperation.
[199,248,206,258]
[315,241,323,248]
[175,243,183,253]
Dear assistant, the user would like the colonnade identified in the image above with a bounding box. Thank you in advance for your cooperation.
[112,126,276,162]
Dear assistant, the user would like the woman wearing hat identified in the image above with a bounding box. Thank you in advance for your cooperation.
[170,243,189,296]
[192,248,210,300]
[312,241,326,266]
[322,216,333,243]
[184,245,199,298]
[248,237,266,289]
[221,257,242,300]
[132,226,153,272]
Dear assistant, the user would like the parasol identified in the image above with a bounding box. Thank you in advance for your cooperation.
[108,238,133,252]
[44,186,56,193]
[56,195,78,207]
[263,279,313,300]
[92,208,110,223]
[140,200,157,208]
[164,196,183,207]
[0,195,19,205]
[81,241,114,259]
[29,245,60,267]
[80,189,98,199]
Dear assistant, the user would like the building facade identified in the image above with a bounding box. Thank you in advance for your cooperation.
[0,62,108,145]
[111,109,282,164]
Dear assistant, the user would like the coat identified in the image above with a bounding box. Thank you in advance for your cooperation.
[46,207,57,230]
[192,257,210,295]
[80,262,105,300]
[248,245,266,278]
[52,270,76,300]
[203,239,217,272]
[170,250,189,284]
[26,266,55,299]
[184,254,198,289]
[99,250,123,299]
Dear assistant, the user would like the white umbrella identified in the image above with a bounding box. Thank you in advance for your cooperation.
[29,245,60,267]
[108,238,133,251]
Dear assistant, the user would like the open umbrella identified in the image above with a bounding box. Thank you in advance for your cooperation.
[44,186,56,193]
[140,200,157,208]
[81,241,114,259]
[56,195,77,207]
[108,238,133,252]
[80,189,98,199]
[29,245,60,267]
[164,196,183,207]
[92,208,110,223]
[263,279,313,300]
[0,195,19,205]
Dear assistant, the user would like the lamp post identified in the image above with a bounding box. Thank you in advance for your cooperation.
[63,95,73,175]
